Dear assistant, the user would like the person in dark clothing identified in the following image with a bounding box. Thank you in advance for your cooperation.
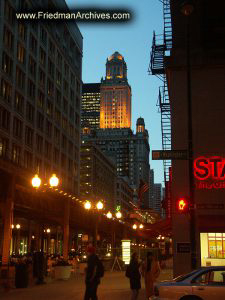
[127,252,141,300]
[84,245,101,300]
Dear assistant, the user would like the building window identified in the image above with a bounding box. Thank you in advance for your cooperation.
[69,124,74,138]
[29,33,37,55]
[63,80,68,95]
[46,100,53,117]
[49,40,55,57]
[69,106,74,121]
[25,126,33,147]
[0,106,10,131]
[64,62,69,77]
[36,134,43,153]
[62,117,67,131]
[62,134,67,150]
[75,113,80,126]
[39,68,45,87]
[4,0,15,25]
[76,96,80,109]
[46,120,52,137]
[36,111,44,131]
[63,98,68,114]
[12,144,21,164]
[0,136,9,158]
[40,27,47,45]
[208,233,225,259]
[15,92,24,115]
[54,127,60,145]
[27,79,36,99]
[1,79,12,104]
[48,59,54,78]
[34,157,42,173]
[56,89,61,106]
[37,90,44,109]
[68,141,73,155]
[18,22,26,41]
[13,117,23,139]
[24,150,33,169]
[53,147,59,162]
[29,56,36,78]
[57,51,62,68]
[56,70,61,86]
[3,25,14,51]
[39,47,46,66]
[55,109,61,124]
[47,79,54,97]
[45,141,52,159]
[16,67,25,89]
[61,153,66,168]
[2,52,13,76]
[17,43,26,64]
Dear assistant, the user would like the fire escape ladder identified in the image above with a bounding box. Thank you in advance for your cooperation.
[149,0,172,184]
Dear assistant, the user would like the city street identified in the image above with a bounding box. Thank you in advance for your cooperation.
[0,269,173,300]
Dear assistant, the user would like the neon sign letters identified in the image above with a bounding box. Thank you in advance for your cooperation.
[194,156,225,189]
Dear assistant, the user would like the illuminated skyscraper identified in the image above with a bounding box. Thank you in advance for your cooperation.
[81,83,100,130]
[100,52,131,129]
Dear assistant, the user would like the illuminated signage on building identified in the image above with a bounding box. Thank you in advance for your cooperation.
[122,240,131,265]
[194,156,225,189]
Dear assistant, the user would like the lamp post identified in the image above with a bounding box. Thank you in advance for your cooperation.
[181,0,197,270]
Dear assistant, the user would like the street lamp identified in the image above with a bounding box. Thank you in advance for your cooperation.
[32,174,41,188]
[106,211,112,219]
[139,224,144,229]
[180,0,197,270]
[84,201,91,210]
[96,201,104,210]
[133,224,137,230]
[49,174,59,187]
[116,211,122,219]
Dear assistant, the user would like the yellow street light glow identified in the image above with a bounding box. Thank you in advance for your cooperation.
[16,224,21,229]
[84,201,91,210]
[106,211,112,219]
[11,224,14,229]
[32,174,41,188]
[139,224,144,229]
[133,224,137,230]
[46,228,51,233]
[96,201,104,210]
[116,211,122,219]
[32,235,35,239]
[49,174,59,187]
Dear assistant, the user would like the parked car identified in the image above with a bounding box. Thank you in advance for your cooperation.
[152,266,225,300]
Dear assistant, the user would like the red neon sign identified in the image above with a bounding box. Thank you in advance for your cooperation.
[194,156,225,181]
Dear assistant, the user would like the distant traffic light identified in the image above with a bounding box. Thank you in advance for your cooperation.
[177,197,189,213]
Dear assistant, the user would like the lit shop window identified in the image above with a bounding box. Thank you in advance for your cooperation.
[208,233,225,259]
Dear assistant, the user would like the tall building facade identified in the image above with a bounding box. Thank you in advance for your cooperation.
[81,83,100,130]
[149,169,155,209]
[0,0,82,262]
[153,183,162,214]
[151,0,225,275]
[100,52,131,129]
[80,142,116,211]
[82,117,150,207]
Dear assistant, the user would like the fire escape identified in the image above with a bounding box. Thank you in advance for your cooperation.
[149,0,172,183]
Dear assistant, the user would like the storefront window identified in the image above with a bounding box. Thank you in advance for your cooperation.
[208,233,225,259]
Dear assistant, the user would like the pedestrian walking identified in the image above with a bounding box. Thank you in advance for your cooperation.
[125,252,141,300]
[142,252,160,300]
[84,245,104,300]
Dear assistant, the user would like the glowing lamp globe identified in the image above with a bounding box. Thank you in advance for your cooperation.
[116,211,122,219]
[16,224,21,229]
[139,224,144,229]
[84,201,91,210]
[49,174,59,187]
[32,174,41,188]
[46,228,51,233]
[106,211,112,219]
[96,201,104,210]
[133,224,137,230]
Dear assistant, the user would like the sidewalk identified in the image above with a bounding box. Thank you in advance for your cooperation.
[0,269,173,300]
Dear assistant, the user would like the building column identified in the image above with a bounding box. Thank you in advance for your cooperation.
[63,198,70,259]
[27,220,32,253]
[2,174,15,265]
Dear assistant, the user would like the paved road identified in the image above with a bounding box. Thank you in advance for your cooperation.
[1,269,173,300]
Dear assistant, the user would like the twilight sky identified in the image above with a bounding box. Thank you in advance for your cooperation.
[66,0,164,185]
